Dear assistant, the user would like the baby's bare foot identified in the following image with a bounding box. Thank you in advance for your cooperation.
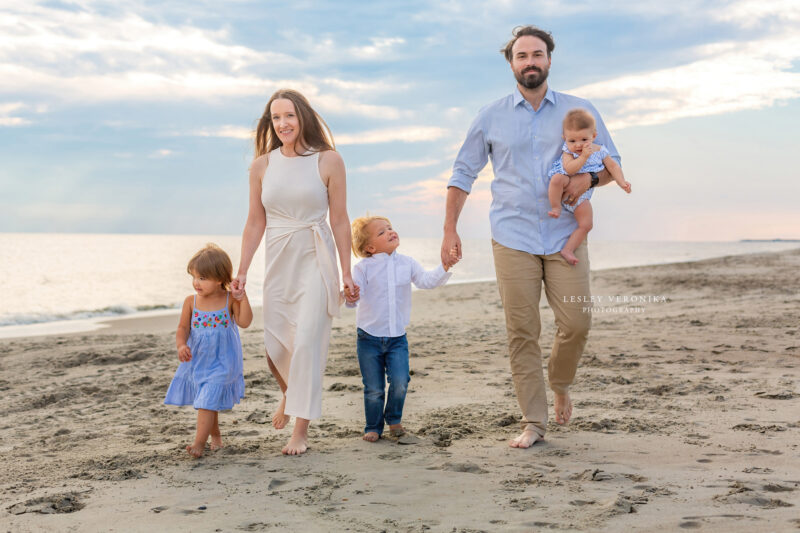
[560,249,578,265]
[509,429,542,449]
[554,392,573,425]
[548,208,561,219]
[185,443,205,458]
[282,434,308,455]
[272,395,290,430]
[363,432,379,442]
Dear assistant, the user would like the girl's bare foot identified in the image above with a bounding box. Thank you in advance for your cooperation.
[509,429,542,449]
[560,249,578,265]
[209,435,224,450]
[363,432,379,442]
[554,392,573,424]
[186,443,205,458]
[272,395,290,429]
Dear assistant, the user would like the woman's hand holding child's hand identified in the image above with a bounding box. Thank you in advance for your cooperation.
[177,344,192,362]
[231,275,246,300]
[443,246,460,272]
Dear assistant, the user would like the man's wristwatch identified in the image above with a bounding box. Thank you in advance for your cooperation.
[589,171,599,188]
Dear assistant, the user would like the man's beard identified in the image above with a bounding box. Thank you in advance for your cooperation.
[515,66,548,89]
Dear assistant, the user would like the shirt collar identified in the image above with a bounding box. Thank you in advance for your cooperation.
[513,85,556,109]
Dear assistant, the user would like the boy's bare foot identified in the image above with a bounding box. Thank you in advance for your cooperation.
[548,208,561,219]
[272,395,290,429]
[554,392,573,424]
[185,443,205,458]
[282,434,308,455]
[363,432,379,442]
[509,429,542,449]
[560,249,579,265]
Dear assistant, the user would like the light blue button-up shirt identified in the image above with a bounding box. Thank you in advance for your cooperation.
[448,86,621,255]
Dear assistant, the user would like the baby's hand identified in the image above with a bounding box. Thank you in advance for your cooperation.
[444,247,460,271]
[620,180,632,194]
[582,143,596,156]
[177,344,192,362]
[344,284,360,304]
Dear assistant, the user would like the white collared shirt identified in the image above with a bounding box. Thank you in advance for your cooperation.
[348,251,451,337]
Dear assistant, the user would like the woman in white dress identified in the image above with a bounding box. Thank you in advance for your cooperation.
[232,89,356,455]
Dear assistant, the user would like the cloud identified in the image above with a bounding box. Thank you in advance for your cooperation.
[149,149,174,158]
[337,126,450,145]
[352,159,442,173]
[570,31,800,130]
[0,102,32,126]
[193,125,253,140]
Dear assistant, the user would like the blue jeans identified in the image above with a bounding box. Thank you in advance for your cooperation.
[356,328,410,435]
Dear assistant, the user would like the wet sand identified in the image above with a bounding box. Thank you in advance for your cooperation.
[2,249,799,532]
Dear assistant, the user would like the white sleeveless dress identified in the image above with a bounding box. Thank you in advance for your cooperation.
[261,148,341,420]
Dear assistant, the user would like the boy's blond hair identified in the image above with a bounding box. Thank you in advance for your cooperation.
[562,108,596,132]
[187,243,233,290]
[351,215,391,258]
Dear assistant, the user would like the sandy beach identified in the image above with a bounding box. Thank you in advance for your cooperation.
[2,249,799,532]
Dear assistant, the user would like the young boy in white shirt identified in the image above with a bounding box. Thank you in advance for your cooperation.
[347,216,458,442]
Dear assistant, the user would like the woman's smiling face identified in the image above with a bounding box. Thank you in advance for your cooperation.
[270,98,301,148]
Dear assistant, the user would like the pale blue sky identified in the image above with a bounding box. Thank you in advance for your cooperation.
[1,0,798,240]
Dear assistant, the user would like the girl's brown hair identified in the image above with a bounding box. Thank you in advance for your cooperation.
[351,215,391,258]
[562,108,596,132]
[187,243,233,290]
[255,89,335,157]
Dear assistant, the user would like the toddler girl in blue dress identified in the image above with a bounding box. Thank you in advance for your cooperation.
[547,108,631,265]
[164,243,253,457]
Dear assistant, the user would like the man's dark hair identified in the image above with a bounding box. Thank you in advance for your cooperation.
[501,25,555,62]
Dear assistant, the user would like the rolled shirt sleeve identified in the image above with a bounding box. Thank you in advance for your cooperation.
[448,113,490,194]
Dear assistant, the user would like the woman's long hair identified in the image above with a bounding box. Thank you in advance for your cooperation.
[255,89,335,157]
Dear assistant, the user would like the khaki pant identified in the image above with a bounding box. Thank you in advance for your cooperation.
[492,240,592,437]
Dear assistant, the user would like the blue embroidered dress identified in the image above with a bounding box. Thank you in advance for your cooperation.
[164,293,245,411]
[547,142,610,213]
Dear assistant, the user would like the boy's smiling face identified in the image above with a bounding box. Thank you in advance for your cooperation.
[365,219,399,256]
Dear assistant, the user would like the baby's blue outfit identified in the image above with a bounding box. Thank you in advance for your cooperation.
[547,142,610,213]
[164,293,245,411]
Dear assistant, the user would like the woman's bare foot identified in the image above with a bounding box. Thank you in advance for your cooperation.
[363,432,379,442]
[554,392,573,424]
[186,443,205,458]
[560,249,579,265]
[509,429,542,449]
[282,418,309,455]
[548,208,561,218]
[272,395,290,430]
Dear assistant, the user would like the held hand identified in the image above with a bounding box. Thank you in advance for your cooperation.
[441,230,462,268]
[342,273,358,300]
[231,274,246,300]
[562,173,591,206]
[177,344,192,362]
[343,283,360,304]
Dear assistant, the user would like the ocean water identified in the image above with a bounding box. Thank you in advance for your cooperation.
[1,233,798,338]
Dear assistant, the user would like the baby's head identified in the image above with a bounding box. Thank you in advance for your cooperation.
[352,216,399,258]
[186,243,233,294]
[562,108,597,154]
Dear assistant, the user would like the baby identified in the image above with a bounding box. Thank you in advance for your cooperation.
[547,108,631,265]
[347,216,458,442]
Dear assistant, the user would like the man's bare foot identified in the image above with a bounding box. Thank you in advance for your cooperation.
[560,249,578,265]
[363,432,379,442]
[186,443,205,458]
[548,208,561,219]
[388,424,405,437]
[509,429,542,449]
[282,434,308,455]
[272,395,290,430]
[554,392,573,424]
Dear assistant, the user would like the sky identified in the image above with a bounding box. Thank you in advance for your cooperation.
[1,0,799,241]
